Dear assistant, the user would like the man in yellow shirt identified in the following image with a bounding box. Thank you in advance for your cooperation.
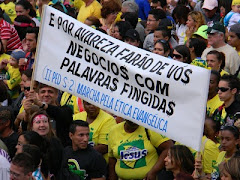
[76,0,101,23]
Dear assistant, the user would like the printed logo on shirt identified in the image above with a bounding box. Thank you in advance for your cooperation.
[88,129,94,147]
[118,139,147,169]
[68,159,87,180]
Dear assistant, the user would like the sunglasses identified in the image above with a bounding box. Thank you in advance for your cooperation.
[217,87,230,92]
[172,53,183,59]
[24,86,30,91]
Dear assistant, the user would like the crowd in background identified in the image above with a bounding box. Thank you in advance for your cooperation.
[0,0,240,179]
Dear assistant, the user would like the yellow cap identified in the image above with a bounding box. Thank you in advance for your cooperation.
[232,0,240,5]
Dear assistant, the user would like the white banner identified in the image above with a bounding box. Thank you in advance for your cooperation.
[34,6,210,151]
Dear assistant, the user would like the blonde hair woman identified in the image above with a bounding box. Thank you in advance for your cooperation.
[185,11,205,41]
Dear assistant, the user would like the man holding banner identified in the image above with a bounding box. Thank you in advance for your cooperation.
[34,6,210,153]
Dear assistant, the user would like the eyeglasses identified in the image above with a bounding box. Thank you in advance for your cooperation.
[24,86,30,91]
[217,87,230,92]
[172,53,183,59]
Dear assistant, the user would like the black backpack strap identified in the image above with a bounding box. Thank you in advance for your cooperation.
[145,128,150,141]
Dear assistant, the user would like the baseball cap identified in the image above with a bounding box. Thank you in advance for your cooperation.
[159,18,173,30]
[232,0,240,5]
[206,22,225,34]
[11,49,26,61]
[202,0,218,10]
[124,29,140,41]
[193,25,208,39]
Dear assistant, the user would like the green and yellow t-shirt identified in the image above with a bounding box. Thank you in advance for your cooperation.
[5,64,21,98]
[207,94,223,117]
[0,2,16,23]
[211,151,229,180]
[0,53,10,62]
[108,122,169,179]
[60,92,84,114]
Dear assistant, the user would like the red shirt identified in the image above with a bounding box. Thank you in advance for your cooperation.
[0,19,22,51]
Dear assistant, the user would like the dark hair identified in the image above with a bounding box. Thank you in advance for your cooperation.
[151,0,167,8]
[155,26,171,40]
[65,4,77,18]
[69,120,89,134]
[50,1,68,14]
[205,116,221,133]
[220,74,240,93]
[221,126,240,140]
[172,5,190,24]
[207,50,226,70]
[85,16,102,28]
[189,38,207,57]
[0,106,14,126]
[219,0,232,16]
[22,144,41,170]
[170,145,195,175]
[101,0,121,18]
[16,0,36,18]
[230,27,240,39]
[21,132,49,178]
[0,8,4,18]
[176,172,194,180]
[14,15,34,41]
[26,27,39,41]
[174,45,191,64]
[151,0,160,4]
[21,131,45,151]
[12,152,34,174]
[211,70,221,85]
[0,39,5,54]
[177,0,190,6]
[148,9,166,21]
[21,69,33,79]
[159,0,167,7]
[115,21,133,39]
[155,39,171,54]
[0,81,11,104]
[121,12,138,29]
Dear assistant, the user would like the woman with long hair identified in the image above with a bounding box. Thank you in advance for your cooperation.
[153,39,171,57]
[185,11,205,41]
[29,109,63,179]
[172,45,191,64]
[164,145,195,179]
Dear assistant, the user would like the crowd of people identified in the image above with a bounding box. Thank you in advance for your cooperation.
[0,0,240,179]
